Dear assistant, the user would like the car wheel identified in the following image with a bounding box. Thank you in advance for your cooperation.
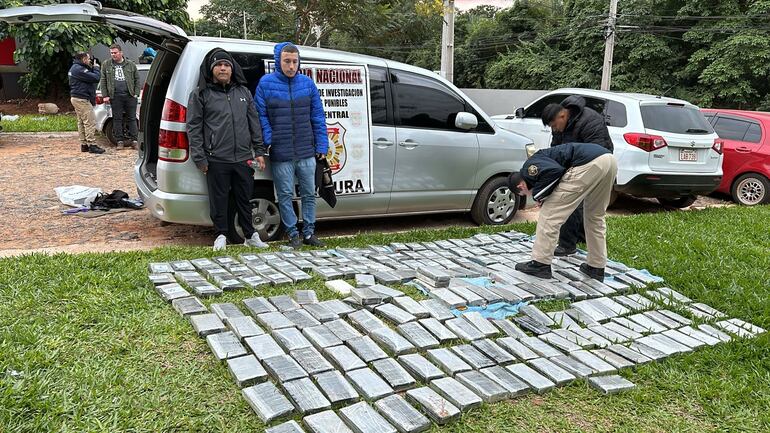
[471,176,520,225]
[104,120,117,145]
[657,195,697,208]
[608,190,619,207]
[227,187,284,243]
[731,173,769,206]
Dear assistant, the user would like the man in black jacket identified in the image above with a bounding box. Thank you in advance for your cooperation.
[68,52,104,154]
[186,49,269,251]
[541,96,613,256]
[508,143,617,280]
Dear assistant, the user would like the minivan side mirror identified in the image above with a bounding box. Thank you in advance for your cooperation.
[455,112,478,130]
[514,107,525,118]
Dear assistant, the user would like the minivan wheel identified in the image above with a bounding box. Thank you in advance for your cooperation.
[657,195,697,208]
[471,176,520,225]
[731,173,769,206]
[227,189,284,243]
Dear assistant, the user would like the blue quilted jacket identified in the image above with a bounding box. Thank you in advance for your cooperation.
[254,42,329,162]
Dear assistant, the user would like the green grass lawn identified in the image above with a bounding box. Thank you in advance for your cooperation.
[1,206,768,432]
[1,114,78,132]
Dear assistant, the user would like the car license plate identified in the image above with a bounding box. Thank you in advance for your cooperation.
[679,148,697,161]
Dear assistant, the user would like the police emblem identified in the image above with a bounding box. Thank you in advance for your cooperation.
[326,122,347,175]
[528,164,539,176]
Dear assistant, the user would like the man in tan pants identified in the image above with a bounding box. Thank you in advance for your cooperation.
[68,52,105,154]
[508,142,617,280]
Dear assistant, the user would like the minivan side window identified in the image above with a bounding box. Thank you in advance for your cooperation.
[523,94,567,119]
[369,66,391,126]
[392,70,466,131]
[713,117,751,141]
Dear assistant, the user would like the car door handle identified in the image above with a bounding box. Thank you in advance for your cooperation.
[736,146,751,153]
[374,138,394,148]
[398,140,419,149]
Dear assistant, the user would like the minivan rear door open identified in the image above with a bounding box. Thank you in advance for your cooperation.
[0,3,188,48]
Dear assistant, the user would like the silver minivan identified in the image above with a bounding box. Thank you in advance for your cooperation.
[1,4,533,241]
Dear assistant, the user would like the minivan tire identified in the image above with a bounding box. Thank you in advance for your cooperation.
[657,195,697,208]
[731,173,769,206]
[227,186,284,244]
[471,176,520,225]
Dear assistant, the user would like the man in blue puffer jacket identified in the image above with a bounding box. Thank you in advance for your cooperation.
[255,42,329,249]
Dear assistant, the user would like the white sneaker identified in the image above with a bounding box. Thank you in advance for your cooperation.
[213,234,227,251]
[244,232,269,248]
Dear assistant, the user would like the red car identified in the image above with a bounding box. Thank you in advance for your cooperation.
[701,109,770,205]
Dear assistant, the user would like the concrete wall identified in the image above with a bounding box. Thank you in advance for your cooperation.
[460,88,549,116]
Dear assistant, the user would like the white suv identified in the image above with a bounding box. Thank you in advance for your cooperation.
[493,88,724,207]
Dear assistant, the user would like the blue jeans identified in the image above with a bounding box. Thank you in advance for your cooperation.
[272,157,317,238]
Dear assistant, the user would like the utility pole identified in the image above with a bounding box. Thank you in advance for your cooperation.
[440,0,455,83]
[243,11,247,39]
[600,0,618,91]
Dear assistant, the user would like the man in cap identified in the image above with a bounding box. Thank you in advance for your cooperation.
[508,142,617,280]
[541,96,613,257]
[254,42,329,249]
[186,48,269,251]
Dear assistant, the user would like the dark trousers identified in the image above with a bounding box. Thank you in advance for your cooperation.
[111,93,137,141]
[206,161,255,239]
[558,202,586,249]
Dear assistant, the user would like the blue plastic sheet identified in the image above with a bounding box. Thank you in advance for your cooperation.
[411,277,526,319]
[451,301,525,320]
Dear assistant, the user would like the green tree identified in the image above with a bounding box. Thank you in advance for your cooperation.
[198,0,390,46]
[0,0,189,97]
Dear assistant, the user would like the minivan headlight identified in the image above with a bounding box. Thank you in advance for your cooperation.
[525,143,537,157]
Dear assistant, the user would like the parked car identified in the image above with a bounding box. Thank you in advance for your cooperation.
[701,109,770,205]
[0,4,534,242]
[94,63,151,145]
[493,88,724,208]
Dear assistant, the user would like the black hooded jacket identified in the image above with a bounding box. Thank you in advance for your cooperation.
[186,48,265,168]
[551,95,613,152]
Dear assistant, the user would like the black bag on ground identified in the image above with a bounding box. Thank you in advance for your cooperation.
[90,189,133,210]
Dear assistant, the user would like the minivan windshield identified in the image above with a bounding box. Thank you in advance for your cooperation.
[641,104,714,134]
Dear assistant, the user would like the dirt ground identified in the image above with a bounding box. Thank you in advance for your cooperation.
[0,132,732,257]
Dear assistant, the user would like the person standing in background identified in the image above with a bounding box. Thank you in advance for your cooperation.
[99,43,140,150]
[68,52,104,154]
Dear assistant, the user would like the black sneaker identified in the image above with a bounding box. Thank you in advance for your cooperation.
[303,235,325,247]
[80,144,89,152]
[514,260,552,279]
[579,263,605,281]
[554,245,577,256]
[88,144,105,154]
[289,235,303,250]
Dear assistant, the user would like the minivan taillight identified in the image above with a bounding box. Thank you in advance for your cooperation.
[158,98,189,162]
[712,139,724,155]
[624,133,668,152]
[161,98,187,122]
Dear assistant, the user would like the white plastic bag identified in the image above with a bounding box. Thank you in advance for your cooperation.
[54,185,102,207]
